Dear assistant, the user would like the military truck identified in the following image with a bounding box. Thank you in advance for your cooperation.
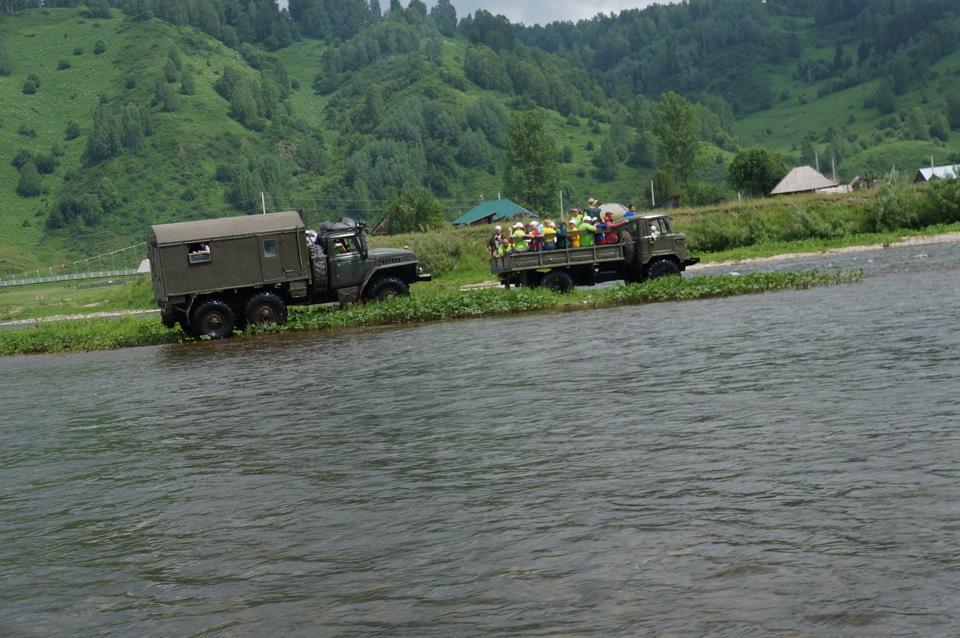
[491,213,698,291]
[147,211,430,338]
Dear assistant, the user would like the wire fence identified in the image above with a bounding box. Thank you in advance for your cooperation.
[0,243,148,288]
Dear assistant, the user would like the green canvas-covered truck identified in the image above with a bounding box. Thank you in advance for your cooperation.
[147,211,430,338]
[491,213,699,292]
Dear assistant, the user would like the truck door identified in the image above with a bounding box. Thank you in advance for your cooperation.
[258,233,299,282]
[330,234,365,290]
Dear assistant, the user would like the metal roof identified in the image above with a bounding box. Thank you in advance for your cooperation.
[770,166,837,195]
[150,211,305,245]
[453,199,530,225]
[915,165,959,182]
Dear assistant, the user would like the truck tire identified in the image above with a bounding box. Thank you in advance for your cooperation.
[191,299,236,339]
[619,230,643,282]
[365,276,409,302]
[646,258,681,279]
[620,230,635,265]
[541,270,574,293]
[160,308,177,328]
[244,291,287,328]
[311,247,328,291]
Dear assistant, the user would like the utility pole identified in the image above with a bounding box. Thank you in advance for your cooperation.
[261,192,266,214]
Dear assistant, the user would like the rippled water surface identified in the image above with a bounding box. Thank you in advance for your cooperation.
[3,243,960,637]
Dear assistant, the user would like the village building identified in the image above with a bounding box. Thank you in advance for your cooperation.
[770,166,838,196]
[914,165,959,183]
[452,198,530,227]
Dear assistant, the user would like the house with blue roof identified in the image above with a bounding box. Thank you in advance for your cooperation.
[452,198,530,227]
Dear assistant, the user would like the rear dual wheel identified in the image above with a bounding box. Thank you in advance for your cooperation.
[541,270,574,293]
[190,299,236,339]
[244,292,287,328]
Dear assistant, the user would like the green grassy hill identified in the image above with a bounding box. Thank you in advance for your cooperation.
[2,2,959,278]
[0,8,280,274]
[733,17,960,180]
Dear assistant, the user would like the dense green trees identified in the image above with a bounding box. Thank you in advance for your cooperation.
[728,147,790,197]
[8,0,960,246]
[654,92,704,187]
[85,103,150,162]
[383,190,445,233]
[466,95,508,146]
[429,0,456,37]
[503,110,560,212]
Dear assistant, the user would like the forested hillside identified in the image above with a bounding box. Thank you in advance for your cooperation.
[2,0,959,274]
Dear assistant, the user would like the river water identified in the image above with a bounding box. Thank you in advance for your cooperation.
[2,242,959,637]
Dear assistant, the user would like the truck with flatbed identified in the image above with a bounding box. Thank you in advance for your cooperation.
[147,211,430,338]
[490,213,699,291]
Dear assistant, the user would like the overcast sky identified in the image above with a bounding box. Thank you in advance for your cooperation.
[278,1,672,28]
[420,1,669,26]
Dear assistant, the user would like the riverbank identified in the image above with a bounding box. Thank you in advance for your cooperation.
[6,227,960,356]
[0,271,861,356]
[689,231,960,271]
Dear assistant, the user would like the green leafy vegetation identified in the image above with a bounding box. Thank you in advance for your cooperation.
[0,269,861,356]
[3,0,960,279]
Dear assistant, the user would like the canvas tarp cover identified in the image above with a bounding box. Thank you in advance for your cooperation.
[150,211,304,246]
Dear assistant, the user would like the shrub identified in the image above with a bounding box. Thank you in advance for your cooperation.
[57,59,71,70]
[94,40,106,54]
[17,162,42,197]
[65,120,81,140]
[864,185,922,232]
[921,178,960,226]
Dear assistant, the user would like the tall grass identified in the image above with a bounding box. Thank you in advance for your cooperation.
[683,181,960,255]
[370,224,494,287]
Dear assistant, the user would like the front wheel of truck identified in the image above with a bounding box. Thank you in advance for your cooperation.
[646,258,681,279]
[191,299,236,339]
[365,276,409,302]
[244,292,287,328]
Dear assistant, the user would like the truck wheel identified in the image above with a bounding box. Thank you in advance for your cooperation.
[365,276,409,302]
[160,308,177,328]
[191,299,236,339]
[542,270,574,293]
[646,258,681,279]
[244,292,287,328]
[312,250,328,291]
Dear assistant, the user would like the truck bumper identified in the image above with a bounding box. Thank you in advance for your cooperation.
[417,273,432,282]
[682,257,700,269]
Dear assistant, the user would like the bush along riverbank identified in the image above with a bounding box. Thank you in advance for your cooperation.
[0,270,861,356]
